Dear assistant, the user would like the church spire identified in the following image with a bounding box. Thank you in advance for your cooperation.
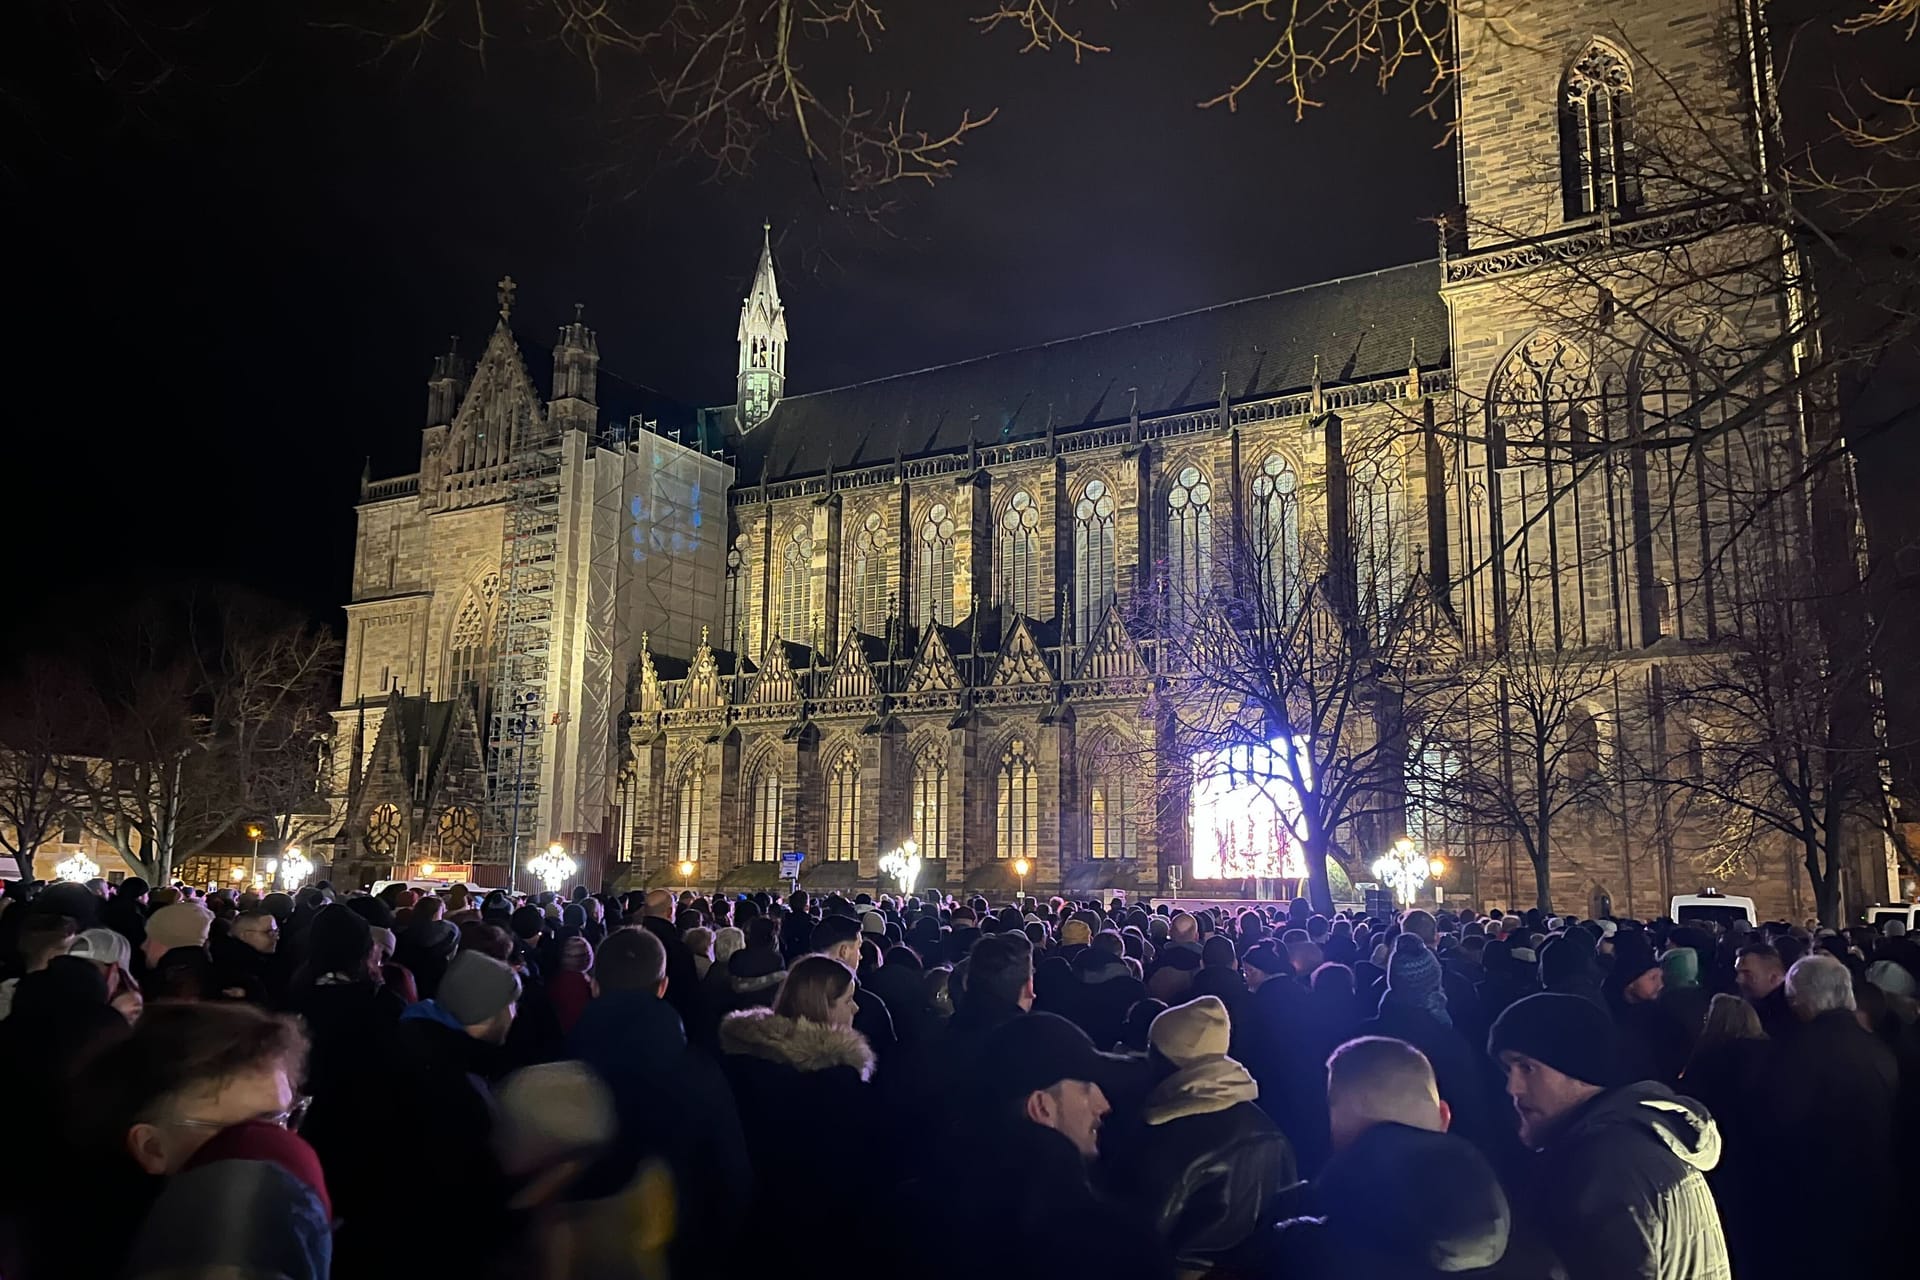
[736,222,787,427]
[425,333,470,428]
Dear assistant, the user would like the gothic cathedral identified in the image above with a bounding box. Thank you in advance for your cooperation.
[329,0,1890,919]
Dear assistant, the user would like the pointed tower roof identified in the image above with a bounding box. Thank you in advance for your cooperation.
[738,223,786,344]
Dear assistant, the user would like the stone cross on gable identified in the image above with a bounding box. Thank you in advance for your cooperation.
[497,276,517,322]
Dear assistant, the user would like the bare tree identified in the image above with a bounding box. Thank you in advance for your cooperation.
[0,660,99,874]
[1136,425,1447,915]
[1653,579,1889,927]
[1410,604,1616,914]
[76,593,339,885]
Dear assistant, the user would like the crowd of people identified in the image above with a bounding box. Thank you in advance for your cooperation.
[0,870,1913,1278]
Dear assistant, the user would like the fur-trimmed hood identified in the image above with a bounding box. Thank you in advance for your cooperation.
[718,1008,875,1080]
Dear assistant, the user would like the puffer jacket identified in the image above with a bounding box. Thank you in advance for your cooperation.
[1106,1055,1296,1264]
[1528,1081,1730,1280]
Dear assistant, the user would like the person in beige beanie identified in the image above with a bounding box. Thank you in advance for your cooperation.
[143,902,214,970]
[1104,995,1297,1264]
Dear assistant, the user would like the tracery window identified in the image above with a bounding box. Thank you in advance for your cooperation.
[1074,479,1117,641]
[724,536,752,655]
[824,746,861,861]
[910,745,948,864]
[437,806,479,859]
[1086,747,1137,861]
[779,524,813,642]
[446,574,499,705]
[848,513,889,635]
[749,768,783,863]
[675,766,703,863]
[917,503,957,626]
[1561,42,1639,220]
[1352,452,1405,637]
[996,738,1038,862]
[1251,456,1302,622]
[999,490,1041,617]
[366,803,402,857]
[1166,466,1213,627]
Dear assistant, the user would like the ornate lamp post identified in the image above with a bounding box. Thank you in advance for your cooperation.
[55,853,100,884]
[279,847,312,893]
[528,842,574,896]
[1012,856,1031,900]
[1371,837,1431,908]
[678,859,696,894]
[879,840,922,895]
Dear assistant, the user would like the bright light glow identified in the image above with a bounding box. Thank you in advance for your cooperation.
[878,845,923,894]
[55,853,100,884]
[528,845,575,894]
[678,860,696,879]
[1428,856,1447,878]
[420,863,436,878]
[1012,857,1031,878]
[1372,838,1428,905]
[230,867,245,881]
[1190,737,1312,881]
[279,848,312,892]
[246,825,263,840]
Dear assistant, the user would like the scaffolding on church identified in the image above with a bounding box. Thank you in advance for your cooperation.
[485,406,563,883]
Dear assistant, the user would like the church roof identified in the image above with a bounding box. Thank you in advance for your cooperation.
[735,258,1445,483]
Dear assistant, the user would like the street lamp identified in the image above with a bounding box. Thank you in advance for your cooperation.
[279,847,312,892]
[1371,837,1429,908]
[55,853,100,884]
[678,859,696,893]
[420,862,436,879]
[230,866,245,882]
[528,843,574,895]
[246,823,263,884]
[879,840,921,894]
[1012,856,1031,900]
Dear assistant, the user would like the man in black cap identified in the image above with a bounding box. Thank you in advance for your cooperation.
[919,1013,1169,1280]
[1488,993,1729,1280]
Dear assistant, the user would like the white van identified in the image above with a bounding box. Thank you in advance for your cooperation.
[1669,891,1757,928]
[1865,903,1920,932]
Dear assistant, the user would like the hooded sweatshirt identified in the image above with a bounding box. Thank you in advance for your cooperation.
[1530,1081,1730,1280]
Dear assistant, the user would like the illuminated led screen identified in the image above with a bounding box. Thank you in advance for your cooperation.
[1189,737,1311,882]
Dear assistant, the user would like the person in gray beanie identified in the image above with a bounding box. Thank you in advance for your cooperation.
[1488,992,1729,1280]
[1356,935,1501,1162]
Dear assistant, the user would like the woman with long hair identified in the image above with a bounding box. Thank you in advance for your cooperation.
[717,955,872,1242]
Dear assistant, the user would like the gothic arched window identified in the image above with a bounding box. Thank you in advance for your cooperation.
[1561,42,1639,220]
[749,768,783,863]
[445,573,499,708]
[824,746,861,862]
[436,806,479,859]
[1085,740,1137,861]
[1251,456,1302,622]
[675,765,703,863]
[724,536,752,655]
[910,744,948,864]
[779,524,813,642]
[1166,466,1213,626]
[1352,452,1404,635]
[1404,737,1460,856]
[917,503,957,626]
[366,803,402,858]
[1564,707,1602,783]
[997,738,1038,862]
[849,513,889,635]
[1074,479,1117,642]
[998,490,1041,617]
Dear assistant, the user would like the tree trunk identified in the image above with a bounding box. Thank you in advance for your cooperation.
[1531,853,1554,916]
[1805,836,1840,930]
[1303,832,1336,916]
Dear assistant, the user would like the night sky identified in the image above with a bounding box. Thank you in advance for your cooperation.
[2,5,1453,645]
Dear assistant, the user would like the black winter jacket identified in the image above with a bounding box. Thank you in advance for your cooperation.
[1525,1081,1730,1280]
[1104,1058,1296,1264]
[1267,1122,1548,1278]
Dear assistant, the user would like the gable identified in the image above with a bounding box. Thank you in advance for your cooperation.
[905,625,963,695]
[991,617,1055,687]
[1072,601,1149,688]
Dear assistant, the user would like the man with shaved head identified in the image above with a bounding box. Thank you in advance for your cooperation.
[638,888,703,1034]
[1268,1035,1525,1275]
